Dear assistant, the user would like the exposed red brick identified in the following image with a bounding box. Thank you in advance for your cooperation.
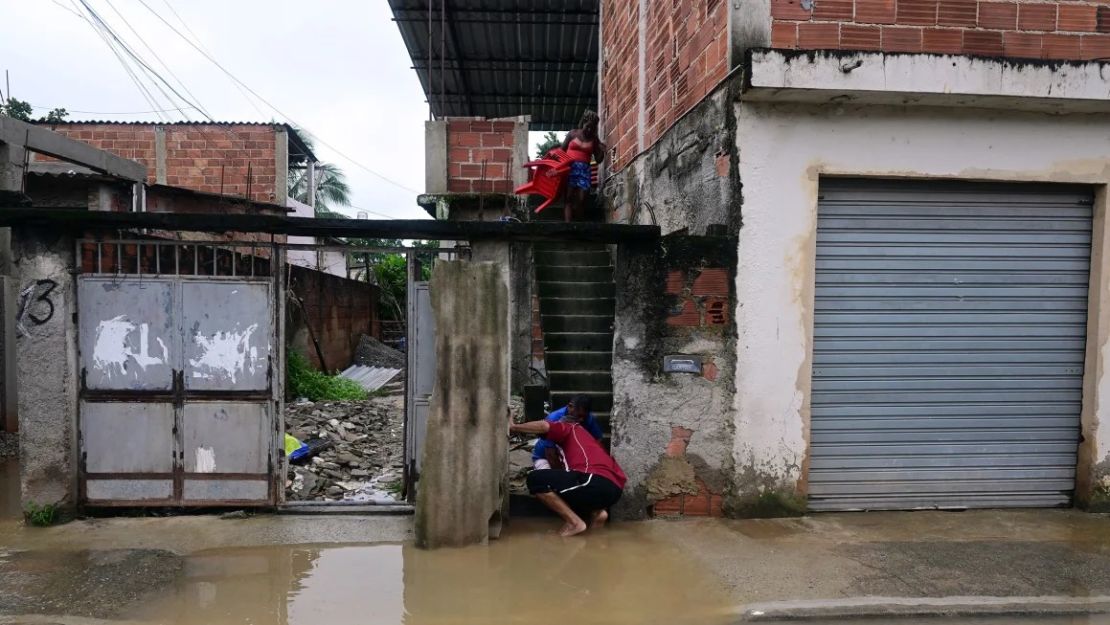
[841,23,884,47]
[856,0,898,23]
[922,27,965,51]
[815,0,856,19]
[963,28,1004,53]
[1098,6,1110,33]
[1043,32,1083,57]
[1004,30,1045,56]
[703,361,720,382]
[883,25,925,49]
[491,121,516,133]
[773,0,815,19]
[937,0,977,25]
[799,21,842,47]
[898,0,939,25]
[450,131,481,148]
[772,21,801,47]
[667,299,700,326]
[1019,3,1058,30]
[978,2,1017,28]
[665,270,686,294]
[703,297,730,326]
[1081,33,1110,58]
[1058,4,1097,31]
[692,268,730,296]
[665,426,694,457]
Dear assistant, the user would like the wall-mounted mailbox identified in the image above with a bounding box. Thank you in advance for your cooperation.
[663,354,703,374]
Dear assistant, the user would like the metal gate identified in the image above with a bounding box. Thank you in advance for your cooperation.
[810,181,1092,511]
[77,240,278,506]
[405,280,434,499]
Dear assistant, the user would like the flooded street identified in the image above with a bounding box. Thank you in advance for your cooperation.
[2,507,1110,624]
[3,520,736,625]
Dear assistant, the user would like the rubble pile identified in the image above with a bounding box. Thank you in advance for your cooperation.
[0,431,16,458]
[285,394,404,502]
[354,335,405,369]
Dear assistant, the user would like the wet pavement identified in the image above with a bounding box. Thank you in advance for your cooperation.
[1,505,1109,624]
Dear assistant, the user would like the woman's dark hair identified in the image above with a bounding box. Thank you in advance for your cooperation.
[579,110,599,128]
[570,394,592,414]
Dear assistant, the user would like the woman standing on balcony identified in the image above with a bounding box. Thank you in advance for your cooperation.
[558,110,606,223]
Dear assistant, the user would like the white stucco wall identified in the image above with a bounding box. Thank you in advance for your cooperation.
[733,101,1110,504]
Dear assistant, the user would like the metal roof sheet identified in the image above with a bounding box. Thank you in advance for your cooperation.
[338,365,403,392]
[389,0,598,130]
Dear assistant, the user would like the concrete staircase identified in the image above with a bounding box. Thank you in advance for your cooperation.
[534,242,615,438]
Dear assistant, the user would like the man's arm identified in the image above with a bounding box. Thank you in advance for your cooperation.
[510,420,551,436]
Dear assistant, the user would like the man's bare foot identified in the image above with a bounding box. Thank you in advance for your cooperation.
[558,519,588,537]
[590,509,608,529]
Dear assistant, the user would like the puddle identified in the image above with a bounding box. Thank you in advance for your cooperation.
[7,520,736,625]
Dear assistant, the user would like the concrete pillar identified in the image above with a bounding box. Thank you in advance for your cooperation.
[154,126,167,185]
[0,141,27,435]
[274,126,289,206]
[13,228,79,514]
[425,120,448,194]
[415,260,509,549]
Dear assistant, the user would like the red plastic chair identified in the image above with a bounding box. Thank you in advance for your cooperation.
[514,148,575,214]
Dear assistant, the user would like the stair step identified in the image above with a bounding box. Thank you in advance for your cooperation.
[538,281,615,299]
[539,297,615,316]
[545,351,613,371]
[548,371,613,392]
[536,265,614,283]
[534,250,611,267]
[541,314,613,333]
[551,391,613,413]
[544,332,613,351]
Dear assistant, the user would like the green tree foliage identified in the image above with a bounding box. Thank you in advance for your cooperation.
[285,127,352,215]
[0,97,67,123]
[535,131,563,158]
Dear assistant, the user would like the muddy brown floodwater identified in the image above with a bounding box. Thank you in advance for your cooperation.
[5,519,737,625]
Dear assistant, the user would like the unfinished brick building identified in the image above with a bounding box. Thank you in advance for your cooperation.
[597,0,1110,517]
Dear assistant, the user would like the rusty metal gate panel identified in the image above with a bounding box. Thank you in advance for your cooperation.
[405,280,434,493]
[76,241,278,507]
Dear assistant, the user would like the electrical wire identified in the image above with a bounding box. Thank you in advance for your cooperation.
[133,0,421,196]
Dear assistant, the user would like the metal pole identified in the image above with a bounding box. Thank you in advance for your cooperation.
[428,0,433,120]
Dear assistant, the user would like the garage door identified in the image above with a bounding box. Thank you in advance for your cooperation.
[810,180,1092,511]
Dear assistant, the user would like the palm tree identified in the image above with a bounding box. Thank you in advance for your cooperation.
[286,127,352,216]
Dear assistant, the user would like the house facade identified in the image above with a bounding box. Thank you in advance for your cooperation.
[598,0,1110,513]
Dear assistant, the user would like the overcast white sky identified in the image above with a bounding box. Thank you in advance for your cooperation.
[1,0,435,219]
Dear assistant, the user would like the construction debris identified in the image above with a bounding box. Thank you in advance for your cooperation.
[354,334,406,369]
[285,394,404,502]
[338,365,402,392]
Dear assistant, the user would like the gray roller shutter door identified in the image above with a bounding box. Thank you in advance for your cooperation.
[810,180,1092,511]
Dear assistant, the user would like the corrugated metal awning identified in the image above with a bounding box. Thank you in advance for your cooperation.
[388,0,599,130]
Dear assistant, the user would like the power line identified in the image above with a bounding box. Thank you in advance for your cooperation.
[133,0,422,196]
[30,103,197,115]
[157,0,268,120]
[100,0,213,119]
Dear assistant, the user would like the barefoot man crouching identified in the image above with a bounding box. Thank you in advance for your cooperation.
[509,409,626,536]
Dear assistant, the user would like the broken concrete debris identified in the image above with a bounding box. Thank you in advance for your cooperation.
[285,395,403,502]
[354,334,406,370]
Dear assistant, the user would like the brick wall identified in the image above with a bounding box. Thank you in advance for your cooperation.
[602,0,729,173]
[34,123,282,203]
[288,264,381,372]
[771,0,1110,59]
[665,266,731,340]
[446,118,516,193]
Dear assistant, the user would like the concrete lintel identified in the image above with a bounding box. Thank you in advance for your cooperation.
[1,117,146,182]
[744,49,1110,112]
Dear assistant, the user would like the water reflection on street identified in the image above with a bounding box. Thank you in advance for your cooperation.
[126,520,737,625]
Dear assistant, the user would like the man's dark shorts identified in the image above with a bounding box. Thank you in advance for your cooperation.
[526,469,621,516]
